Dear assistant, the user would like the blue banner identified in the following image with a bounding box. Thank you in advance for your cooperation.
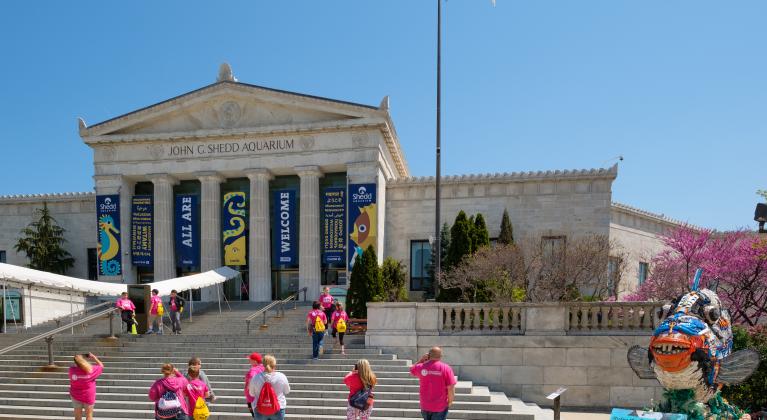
[322,188,346,264]
[96,194,122,276]
[175,194,199,268]
[272,189,297,265]
[130,195,153,267]
[347,183,377,270]
[222,192,248,266]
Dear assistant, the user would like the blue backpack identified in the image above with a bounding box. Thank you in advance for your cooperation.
[156,389,182,418]
[349,386,374,410]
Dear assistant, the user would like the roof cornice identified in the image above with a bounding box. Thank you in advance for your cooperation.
[0,192,95,204]
[611,201,702,230]
[389,164,618,186]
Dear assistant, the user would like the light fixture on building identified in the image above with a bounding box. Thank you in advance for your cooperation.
[755,203,767,234]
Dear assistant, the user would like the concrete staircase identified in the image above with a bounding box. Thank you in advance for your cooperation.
[0,301,552,419]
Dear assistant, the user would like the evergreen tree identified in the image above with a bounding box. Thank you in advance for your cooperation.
[14,203,75,274]
[426,222,450,299]
[346,245,382,318]
[498,208,514,245]
[473,213,490,250]
[364,245,384,304]
[381,257,409,302]
[446,211,473,267]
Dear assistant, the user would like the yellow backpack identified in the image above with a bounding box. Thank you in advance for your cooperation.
[313,315,326,333]
[193,396,210,420]
[336,317,347,333]
[157,303,165,316]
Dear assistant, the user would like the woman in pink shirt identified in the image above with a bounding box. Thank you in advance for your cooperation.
[319,287,335,329]
[186,366,210,419]
[148,363,190,420]
[115,292,136,333]
[344,359,377,420]
[243,352,264,416]
[331,302,350,355]
[69,353,104,420]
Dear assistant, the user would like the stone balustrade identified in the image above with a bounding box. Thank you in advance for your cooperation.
[565,302,663,335]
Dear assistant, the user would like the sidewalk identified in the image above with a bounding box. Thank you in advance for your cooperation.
[562,412,611,420]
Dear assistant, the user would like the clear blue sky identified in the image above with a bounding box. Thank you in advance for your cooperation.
[0,1,764,231]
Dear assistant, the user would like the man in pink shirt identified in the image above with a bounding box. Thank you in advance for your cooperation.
[115,292,136,333]
[69,353,104,420]
[409,347,456,420]
[146,289,163,335]
[318,287,335,330]
[306,301,328,360]
[243,352,264,416]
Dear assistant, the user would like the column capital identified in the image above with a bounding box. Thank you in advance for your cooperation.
[294,165,323,178]
[196,171,224,183]
[244,168,273,181]
[147,173,178,185]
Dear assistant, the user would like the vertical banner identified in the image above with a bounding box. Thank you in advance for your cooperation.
[322,187,345,264]
[130,195,153,267]
[222,192,247,266]
[175,194,199,268]
[347,183,377,270]
[96,194,122,276]
[272,189,297,265]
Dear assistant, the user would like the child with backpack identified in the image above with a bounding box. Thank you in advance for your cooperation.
[248,355,290,420]
[148,363,191,420]
[306,301,328,360]
[344,359,377,420]
[147,289,164,335]
[69,353,104,420]
[331,302,349,355]
[115,292,136,333]
[186,367,210,420]
[186,357,216,403]
[244,352,265,416]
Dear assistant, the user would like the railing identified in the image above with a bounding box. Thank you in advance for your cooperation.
[0,307,119,367]
[440,303,525,334]
[52,300,113,330]
[565,302,663,334]
[245,287,307,335]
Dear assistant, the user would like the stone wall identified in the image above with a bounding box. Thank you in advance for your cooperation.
[366,302,665,409]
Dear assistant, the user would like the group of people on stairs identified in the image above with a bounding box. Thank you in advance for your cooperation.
[114,288,186,335]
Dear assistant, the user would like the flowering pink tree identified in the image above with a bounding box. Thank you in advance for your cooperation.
[625,226,767,326]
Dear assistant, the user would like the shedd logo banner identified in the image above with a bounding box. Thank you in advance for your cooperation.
[347,183,377,270]
[222,192,247,266]
[96,194,122,276]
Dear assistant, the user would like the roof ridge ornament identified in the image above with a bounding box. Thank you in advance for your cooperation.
[379,95,390,111]
[217,62,237,82]
[78,117,87,133]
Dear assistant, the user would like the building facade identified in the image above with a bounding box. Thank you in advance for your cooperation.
[0,65,688,314]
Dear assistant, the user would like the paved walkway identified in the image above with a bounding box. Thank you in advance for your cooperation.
[562,412,611,420]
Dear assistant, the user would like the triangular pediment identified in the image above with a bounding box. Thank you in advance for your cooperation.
[82,81,382,138]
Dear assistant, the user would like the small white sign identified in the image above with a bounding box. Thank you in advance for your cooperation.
[546,387,567,400]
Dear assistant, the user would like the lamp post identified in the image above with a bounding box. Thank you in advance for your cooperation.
[755,203,767,234]
[434,0,443,297]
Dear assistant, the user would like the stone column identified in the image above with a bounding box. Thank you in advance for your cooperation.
[246,169,273,302]
[296,166,323,299]
[197,172,223,301]
[149,174,177,281]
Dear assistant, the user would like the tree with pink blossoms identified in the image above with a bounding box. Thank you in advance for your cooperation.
[625,226,767,326]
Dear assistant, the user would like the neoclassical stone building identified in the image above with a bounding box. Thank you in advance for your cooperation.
[0,64,688,310]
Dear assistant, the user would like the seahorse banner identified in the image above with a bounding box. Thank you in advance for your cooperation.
[96,194,122,276]
[175,194,199,268]
[222,191,247,266]
[347,183,377,270]
[130,195,153,267]
[322,188,345,264]
[272,189,297,265]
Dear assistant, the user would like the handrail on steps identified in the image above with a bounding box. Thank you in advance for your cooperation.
[245,287,307,335]
[0,307,120,368]
[52,300,114,329]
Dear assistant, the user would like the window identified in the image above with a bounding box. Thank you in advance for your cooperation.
[87,248,97,280]
[638,262,649,285]
[410,240,432,291]
[608,256,622,296]
[0,250,5,263]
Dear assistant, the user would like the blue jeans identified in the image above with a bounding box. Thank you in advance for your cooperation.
[421,409,449,420]
[312,331,324,358]
[255,408,285,420]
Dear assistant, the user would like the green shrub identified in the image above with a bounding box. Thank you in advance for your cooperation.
[381,257,409,302]
[346,245,382,318]
[721,325,767,412]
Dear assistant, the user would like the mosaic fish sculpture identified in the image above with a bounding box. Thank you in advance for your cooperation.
[97,215,121,275]
[627,269,761,419]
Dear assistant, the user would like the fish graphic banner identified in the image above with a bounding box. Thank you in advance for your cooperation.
[96,194,122,276]
[130,195,153,267]
[222,192,247,266]
[322,187,345,264]
[175,194,199,268]
[347,183,377,270]
[272,189,297,265]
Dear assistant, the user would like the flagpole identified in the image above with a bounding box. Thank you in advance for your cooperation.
[434,0,442,298]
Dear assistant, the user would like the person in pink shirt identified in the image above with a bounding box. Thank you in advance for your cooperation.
[243,352,264,416]
[318,287,335,329]
[115,292,136,333]
[306,301,328,360]
[409,347,456,420]
[331,302,349,355]
[147,289,164,335]
[69,353,104,420]
[344,359,377,420]
[186,366,210,419]
[148,363,190,420]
